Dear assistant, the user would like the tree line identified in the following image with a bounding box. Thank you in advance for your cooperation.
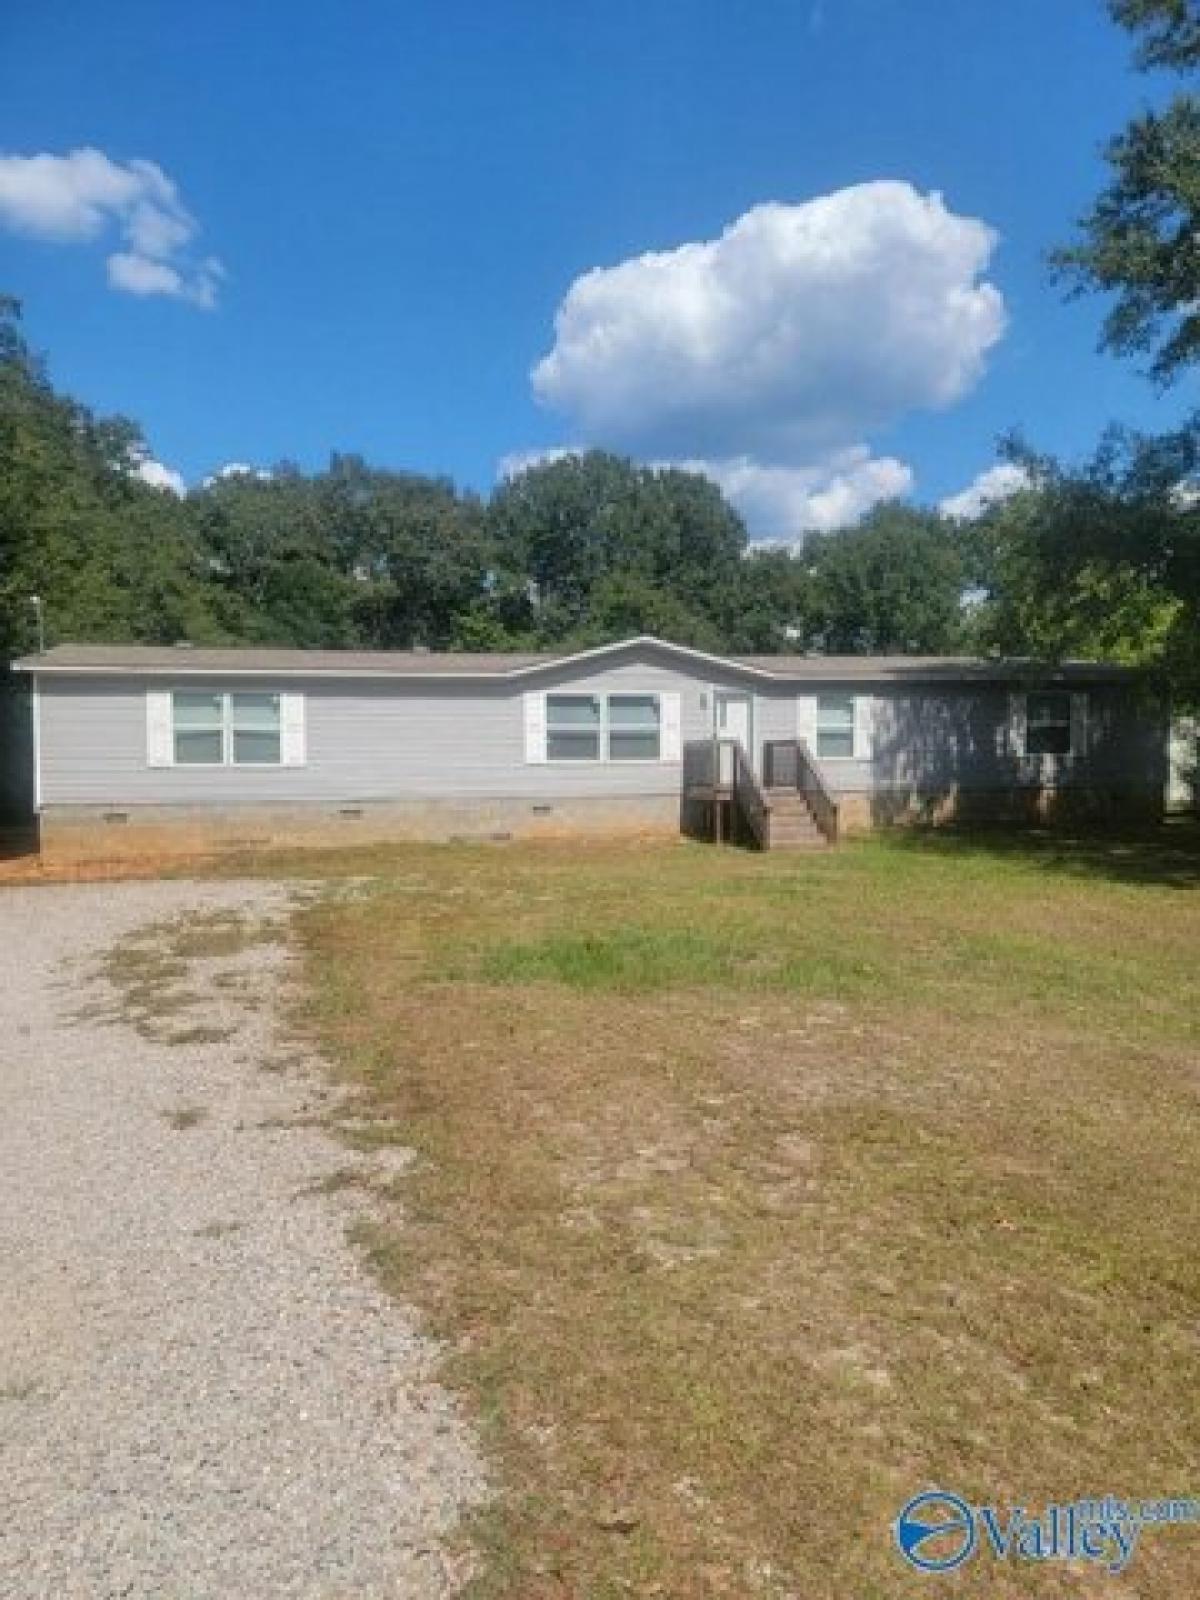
[1,0,1198,705]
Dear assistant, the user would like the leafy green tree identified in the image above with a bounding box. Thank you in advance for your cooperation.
[0,298,227,655]
[804,504,971,654]
[189,454,495,648]
[724,547,816,653]
[1052,1,1200,381]
[487,451,746,640]
[970,430,1199,698]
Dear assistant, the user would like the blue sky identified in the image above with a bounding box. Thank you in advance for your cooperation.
[0,0,1194,536]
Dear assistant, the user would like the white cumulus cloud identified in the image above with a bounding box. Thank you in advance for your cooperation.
[0,147,223,306]
[681,449,914,540]
[532,182,1005,462]
[133,456,186,495]
[939,461,1030,519]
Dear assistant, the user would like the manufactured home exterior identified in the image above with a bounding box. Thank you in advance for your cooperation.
[12,636,1166,860]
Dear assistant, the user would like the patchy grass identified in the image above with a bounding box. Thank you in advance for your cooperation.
[98,906,284,1040]
[292,831,1200,1598]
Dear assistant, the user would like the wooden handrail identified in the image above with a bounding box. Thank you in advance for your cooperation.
[682,737,770,847]
[731,739,769,849]
[762,738,839,845]
[682,737,717,793]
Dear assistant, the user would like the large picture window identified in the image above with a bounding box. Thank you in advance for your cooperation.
[171,691,283,766]
[546,694,602,760]
[1026,691,1072,756]
[816,694,855,760]
[542,691,665,762]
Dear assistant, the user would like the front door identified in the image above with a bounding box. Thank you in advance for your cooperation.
[715,692,753,778]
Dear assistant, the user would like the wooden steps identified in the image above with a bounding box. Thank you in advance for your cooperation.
[765,789,828,849]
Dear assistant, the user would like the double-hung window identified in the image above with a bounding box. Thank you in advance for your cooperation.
[607,694,661,761]
[546,694,602,760]
[541,691,665,761]
[173,692,226,765]
[1025,691,1072,756]
[816,694,856,759]
[171,691,283,766]
[231,692,283,764]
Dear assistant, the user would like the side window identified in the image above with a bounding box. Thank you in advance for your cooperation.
[1026,691,1072,756]
[816,694,855,759]
[168,690,287,766]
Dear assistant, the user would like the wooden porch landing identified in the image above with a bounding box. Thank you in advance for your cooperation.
[682,739,839,851]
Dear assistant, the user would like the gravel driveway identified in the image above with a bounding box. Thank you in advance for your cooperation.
[0,880,484,1600]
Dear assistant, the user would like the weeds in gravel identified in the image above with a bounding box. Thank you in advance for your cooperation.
[0,1379,39,1403]
[161,1105,208,1131]
[193,1219,245,1239]
[99,908,286,1042]
[161,1023,237,1047]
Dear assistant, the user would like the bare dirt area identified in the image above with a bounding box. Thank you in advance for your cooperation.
[0,878,483,1600]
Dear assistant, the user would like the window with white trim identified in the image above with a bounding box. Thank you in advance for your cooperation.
[1026,690,1072,756]
[542,691,665,761]
[607,693,661,761]
[816,693,855,759]
[172,690,283,766]
[546,693,601,760]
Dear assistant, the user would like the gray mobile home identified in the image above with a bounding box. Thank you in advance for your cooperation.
[11,636,1166,860]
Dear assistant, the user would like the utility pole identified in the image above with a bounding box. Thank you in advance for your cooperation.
[29,594,45,654]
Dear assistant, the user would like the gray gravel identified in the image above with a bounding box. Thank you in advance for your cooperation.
[0,880,485,1599]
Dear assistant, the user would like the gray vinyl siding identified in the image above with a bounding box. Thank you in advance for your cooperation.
[37,660,732,807]
[33,649,1165,810]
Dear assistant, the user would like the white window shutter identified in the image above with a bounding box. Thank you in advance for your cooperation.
[853,694,874,761]
[660,692,682,762]
[524,691,547,763]
[280,692,306,766]
[1008,691,1028,758]
[1070,691,1089,758]
[796,694,817,751]
[146,690,173,767]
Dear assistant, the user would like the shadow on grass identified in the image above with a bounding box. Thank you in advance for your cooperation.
[885,816,1200,890]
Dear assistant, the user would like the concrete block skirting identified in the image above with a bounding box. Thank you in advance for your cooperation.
[36,794,683,863]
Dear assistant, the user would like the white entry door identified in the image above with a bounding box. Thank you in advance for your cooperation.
[715,691,752,754]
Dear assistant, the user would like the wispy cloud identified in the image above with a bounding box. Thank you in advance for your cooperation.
[0,147,224,307]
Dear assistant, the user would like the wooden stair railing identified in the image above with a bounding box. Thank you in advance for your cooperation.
[681,737,770,848]
[763,738,839,845]
[730,739,769,849]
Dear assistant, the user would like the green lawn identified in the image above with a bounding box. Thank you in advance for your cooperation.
[293,827,1200,1598]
